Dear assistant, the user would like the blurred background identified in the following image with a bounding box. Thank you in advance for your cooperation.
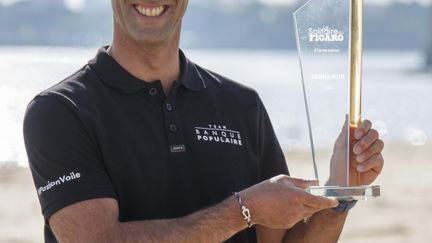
[0,0,431,242]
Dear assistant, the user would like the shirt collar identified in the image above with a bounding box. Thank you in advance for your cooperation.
[88,46,206,94]
[178,49,206,91]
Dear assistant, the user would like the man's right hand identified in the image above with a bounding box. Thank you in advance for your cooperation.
[241,175,339,229]
[48,175,338,243]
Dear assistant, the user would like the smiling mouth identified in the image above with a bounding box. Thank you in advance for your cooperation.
[134,4,167,17]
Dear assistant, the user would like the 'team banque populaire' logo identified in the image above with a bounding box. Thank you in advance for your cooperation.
[308,26,345,42]
[194,125,243,146]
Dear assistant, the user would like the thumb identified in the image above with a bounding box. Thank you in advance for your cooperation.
[335,115,349,147]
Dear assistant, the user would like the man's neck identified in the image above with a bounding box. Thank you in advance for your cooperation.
[108,31,181,95]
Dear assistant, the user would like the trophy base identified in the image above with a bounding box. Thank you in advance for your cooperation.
[306,185,380,201]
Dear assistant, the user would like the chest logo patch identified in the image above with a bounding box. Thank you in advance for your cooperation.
[194,124,243,146]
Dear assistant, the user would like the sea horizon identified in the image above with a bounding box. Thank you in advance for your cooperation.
[1,46,431,167]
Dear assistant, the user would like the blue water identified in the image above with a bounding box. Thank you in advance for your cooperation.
[0,47,430,166]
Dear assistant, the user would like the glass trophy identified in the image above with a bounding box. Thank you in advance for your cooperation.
[293,0,380,200]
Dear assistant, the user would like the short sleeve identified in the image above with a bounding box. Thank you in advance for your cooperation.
[256,95,289,180]
[23,96,117,222]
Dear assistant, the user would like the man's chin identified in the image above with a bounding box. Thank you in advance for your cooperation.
[123,29,169,45]
[133,36,171,47]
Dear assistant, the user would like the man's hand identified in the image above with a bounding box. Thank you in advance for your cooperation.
[242,175,338,230]
[48,175,338,243]
[329,118,384,186]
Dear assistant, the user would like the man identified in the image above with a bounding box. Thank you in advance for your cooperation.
[23,1,384,242]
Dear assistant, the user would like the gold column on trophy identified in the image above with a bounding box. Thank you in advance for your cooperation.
[349,0,363,186]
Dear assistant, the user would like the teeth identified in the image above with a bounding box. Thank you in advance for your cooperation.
[135,5,165,17]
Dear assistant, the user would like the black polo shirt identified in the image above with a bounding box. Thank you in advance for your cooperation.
[23,47,289,243]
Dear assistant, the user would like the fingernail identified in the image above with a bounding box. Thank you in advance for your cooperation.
[355,130,363,139]
[354,146,362,155]
[357,155,365,162]
[357,165,364,172]
[332,199,339,207]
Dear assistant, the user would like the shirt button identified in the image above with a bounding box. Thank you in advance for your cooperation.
[149,88,158,96]
[169,124,178,133]
[165,103,173,111]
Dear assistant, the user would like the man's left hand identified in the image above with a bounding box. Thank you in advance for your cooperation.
[329,119,384,186]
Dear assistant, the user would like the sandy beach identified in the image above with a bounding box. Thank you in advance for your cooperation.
[1,143,431,243]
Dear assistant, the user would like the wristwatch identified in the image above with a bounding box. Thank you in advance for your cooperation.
[333,200,358,212]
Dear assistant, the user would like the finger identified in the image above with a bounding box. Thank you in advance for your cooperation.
[302,203,335,219]
[355,119,372,139]
[339,115,349,135]
[269,174,290,184]
[356,139,385,163]
[357,153,384,174]
[353,129,380,155]
[300,193,339,209]
[342,114,348,130]
[301,205,318,220]
[303,212,314,220]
